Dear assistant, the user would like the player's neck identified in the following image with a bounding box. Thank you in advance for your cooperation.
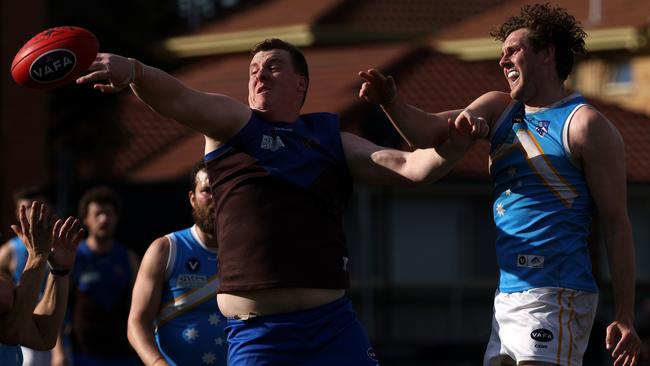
[524,83,570,110]
[195,227,217,249]
[255,107,300,123]
[86,235,114,254]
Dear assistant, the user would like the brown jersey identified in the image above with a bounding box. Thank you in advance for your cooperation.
[204,112,352,292]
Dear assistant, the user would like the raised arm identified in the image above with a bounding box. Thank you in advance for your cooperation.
[21,216,83,350]
[343,115,487,185]
[570,107,641,366]
[358,69,510,148]
[76,53,252,148]
[0,202,52,345]
[128,237,169,366]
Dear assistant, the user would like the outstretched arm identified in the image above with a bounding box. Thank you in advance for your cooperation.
[128,237,169,366]
[344,115,488,185]
[358,69,509,148]
[571,107,641,366]
[358,69,456,148]
[77,53,251,148]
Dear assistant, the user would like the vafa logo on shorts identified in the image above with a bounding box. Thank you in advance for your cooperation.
[531,328,554,342]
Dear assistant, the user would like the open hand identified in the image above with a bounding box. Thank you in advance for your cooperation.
[48,217,84,271]
[76,53,133,93]
[358,68,398,105]
[10,201,54,260]
[606,319,641,366]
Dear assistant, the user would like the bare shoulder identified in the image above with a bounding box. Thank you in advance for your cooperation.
[569,105,623,160]
[140,236,171,272]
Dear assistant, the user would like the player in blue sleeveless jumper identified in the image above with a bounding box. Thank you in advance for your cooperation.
[0,202,84,366]
[128,162,227,366]
[0,186,60,366]
[81,39,486,365]
[359,4,640,366]
[67,187,140,366]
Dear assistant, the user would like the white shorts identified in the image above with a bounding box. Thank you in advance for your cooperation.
[483,287,598,366]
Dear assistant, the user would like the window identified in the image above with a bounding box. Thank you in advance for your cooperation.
[605,60,633,94]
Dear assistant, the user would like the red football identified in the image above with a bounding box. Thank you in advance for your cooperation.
[11,26,99,89]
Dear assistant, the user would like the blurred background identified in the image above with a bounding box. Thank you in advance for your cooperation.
[1,0,650,364]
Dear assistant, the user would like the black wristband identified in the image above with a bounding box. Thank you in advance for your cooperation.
[47,261,70,276]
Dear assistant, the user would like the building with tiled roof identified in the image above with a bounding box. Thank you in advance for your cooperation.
[434,0,650,115]
[3,1,650,364]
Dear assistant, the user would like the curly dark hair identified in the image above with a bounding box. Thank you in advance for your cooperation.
[490,3,586,81]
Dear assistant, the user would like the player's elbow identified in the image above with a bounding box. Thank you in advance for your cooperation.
[126,316,138,346]
[127,314,148,349]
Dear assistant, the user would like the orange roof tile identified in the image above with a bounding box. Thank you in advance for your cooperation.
[317,0,508,35]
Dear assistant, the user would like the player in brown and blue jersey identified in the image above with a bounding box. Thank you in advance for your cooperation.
[79,38,488,365]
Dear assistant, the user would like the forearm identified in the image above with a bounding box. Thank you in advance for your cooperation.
[371,139,468,184]
[128,60,191,119]
[21,274,70,350]
[604,220,637,322]
[128,321,166,366]
[0,255,47,343]
[381,97,457,148]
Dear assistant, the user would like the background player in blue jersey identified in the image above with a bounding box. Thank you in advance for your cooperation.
[359,3,640,366]
[77,39,486,365]
[66,187,140,366]
[0,201,84,366]
[128,161,226,366]
[0,185,63,366]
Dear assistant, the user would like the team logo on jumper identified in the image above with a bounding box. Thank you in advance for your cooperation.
[261,134,285,151]
[176,274,207,288]
[535,120,550,137]
[186,258,200,272]
[531,328,554,342]
[517,254,544,268]
[367,347,378,361]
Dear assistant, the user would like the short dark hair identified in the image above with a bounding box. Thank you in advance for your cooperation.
[251,38,309,105]
[12,184,50,206]
[78,186,122,220]
[189,160,207,192]
[490,3,586,81]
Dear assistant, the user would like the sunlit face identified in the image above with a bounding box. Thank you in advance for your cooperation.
[84,202,118,240]
[190,170,215,235]
[499,28,545,102]
[248,49,307,116]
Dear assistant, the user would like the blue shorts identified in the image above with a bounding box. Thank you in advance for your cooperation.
[226,296,380,366]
